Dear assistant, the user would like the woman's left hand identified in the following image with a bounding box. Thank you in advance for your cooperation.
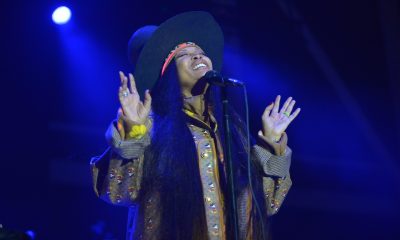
[259,95,301,143]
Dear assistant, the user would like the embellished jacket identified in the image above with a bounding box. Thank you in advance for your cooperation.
[90,109,292,240]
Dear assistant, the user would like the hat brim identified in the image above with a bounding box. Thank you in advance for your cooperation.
[134,11,224,94]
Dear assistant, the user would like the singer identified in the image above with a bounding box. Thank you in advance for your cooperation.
[90,11,300,240]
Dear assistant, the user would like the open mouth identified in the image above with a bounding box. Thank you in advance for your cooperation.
[192,63,207,70]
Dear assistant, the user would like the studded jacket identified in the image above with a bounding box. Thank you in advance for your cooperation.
[90,108,292,240]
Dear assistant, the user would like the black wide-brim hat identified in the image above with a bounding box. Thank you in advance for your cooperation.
[128,11,224,95]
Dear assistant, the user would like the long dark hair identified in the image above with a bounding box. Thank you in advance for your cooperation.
[141,62,269,239]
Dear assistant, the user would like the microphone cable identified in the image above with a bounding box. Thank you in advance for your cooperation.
[243,85,267,240]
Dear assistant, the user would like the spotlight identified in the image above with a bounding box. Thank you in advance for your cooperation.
[52,6,71,25]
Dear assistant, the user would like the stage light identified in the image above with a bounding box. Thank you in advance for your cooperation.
[52,6,71,25]
[25,230,35,239]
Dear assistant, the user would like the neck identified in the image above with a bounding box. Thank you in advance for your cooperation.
[183,94,207,120]
[182,80,210,121]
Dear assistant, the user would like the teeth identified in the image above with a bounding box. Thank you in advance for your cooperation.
[193,63,206,70]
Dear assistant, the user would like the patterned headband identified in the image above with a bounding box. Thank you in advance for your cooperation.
[161,42,197,76]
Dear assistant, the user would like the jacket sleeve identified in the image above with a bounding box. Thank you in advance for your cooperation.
[90,112,152,207]
[251,131,293,216]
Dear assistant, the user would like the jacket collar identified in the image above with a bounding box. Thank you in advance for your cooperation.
[183,108,218,133]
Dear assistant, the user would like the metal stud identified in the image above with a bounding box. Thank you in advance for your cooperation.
[207,162,213,173]
[208,182,215,191]
[201,152,209,158]
[116,175,123,184]
[109,169,116,179]
[146,218,153,230]
[282,189,288,197]
[212,224,219,235]
[128,167,135,177]
[203,130,209,137]
[116,195,122,203]
[210,203,217,213]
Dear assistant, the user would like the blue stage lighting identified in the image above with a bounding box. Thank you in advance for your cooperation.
[52,6,71,25]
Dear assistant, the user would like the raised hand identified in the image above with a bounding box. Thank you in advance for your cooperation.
[118,71,152,125]
[259,95,301,142]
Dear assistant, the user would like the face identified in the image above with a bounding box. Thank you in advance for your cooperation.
[174,45,213,96]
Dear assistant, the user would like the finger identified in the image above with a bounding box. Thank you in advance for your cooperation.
[272,95,280,113]
[286,99,296,114]
[280,132,288,148]
[119,71,126,86]
[118,84,131,102]
[119,84,129,96]
[129,73,138,94]
[262,102,274,118]
[119,91,130,115]
[119,71,129,91]
[118,86,126,103]
[119,71,124,84]
[280,96,292,114]
[118,86,124,96]
[288,108,301,122]
[143,89,152,111]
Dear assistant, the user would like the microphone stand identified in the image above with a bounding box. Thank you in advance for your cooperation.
[201,70,241,240]
[205,70,266,239]
[221,86,239,240]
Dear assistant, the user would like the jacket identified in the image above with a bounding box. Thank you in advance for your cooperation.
[90,109,292,239]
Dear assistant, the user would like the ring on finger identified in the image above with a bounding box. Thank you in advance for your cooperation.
[122,91,129,97]
[283,111,290,117]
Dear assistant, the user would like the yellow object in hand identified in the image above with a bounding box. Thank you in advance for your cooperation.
[128,124,147,139]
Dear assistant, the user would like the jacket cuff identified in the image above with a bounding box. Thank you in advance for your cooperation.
[251,144,292,178]
[105,120,151,159]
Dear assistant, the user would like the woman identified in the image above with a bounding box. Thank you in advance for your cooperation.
[90,11,300,240]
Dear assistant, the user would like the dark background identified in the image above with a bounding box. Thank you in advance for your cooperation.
[1,0,399,239]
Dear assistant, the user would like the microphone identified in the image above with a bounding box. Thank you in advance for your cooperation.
[201,70,244,87]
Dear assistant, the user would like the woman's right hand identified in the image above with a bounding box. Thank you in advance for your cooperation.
[118,71,152,125]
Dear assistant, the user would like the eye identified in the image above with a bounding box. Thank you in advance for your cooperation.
[176,53,188,59]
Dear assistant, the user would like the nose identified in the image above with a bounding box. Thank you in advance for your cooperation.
[192,53,202,60]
